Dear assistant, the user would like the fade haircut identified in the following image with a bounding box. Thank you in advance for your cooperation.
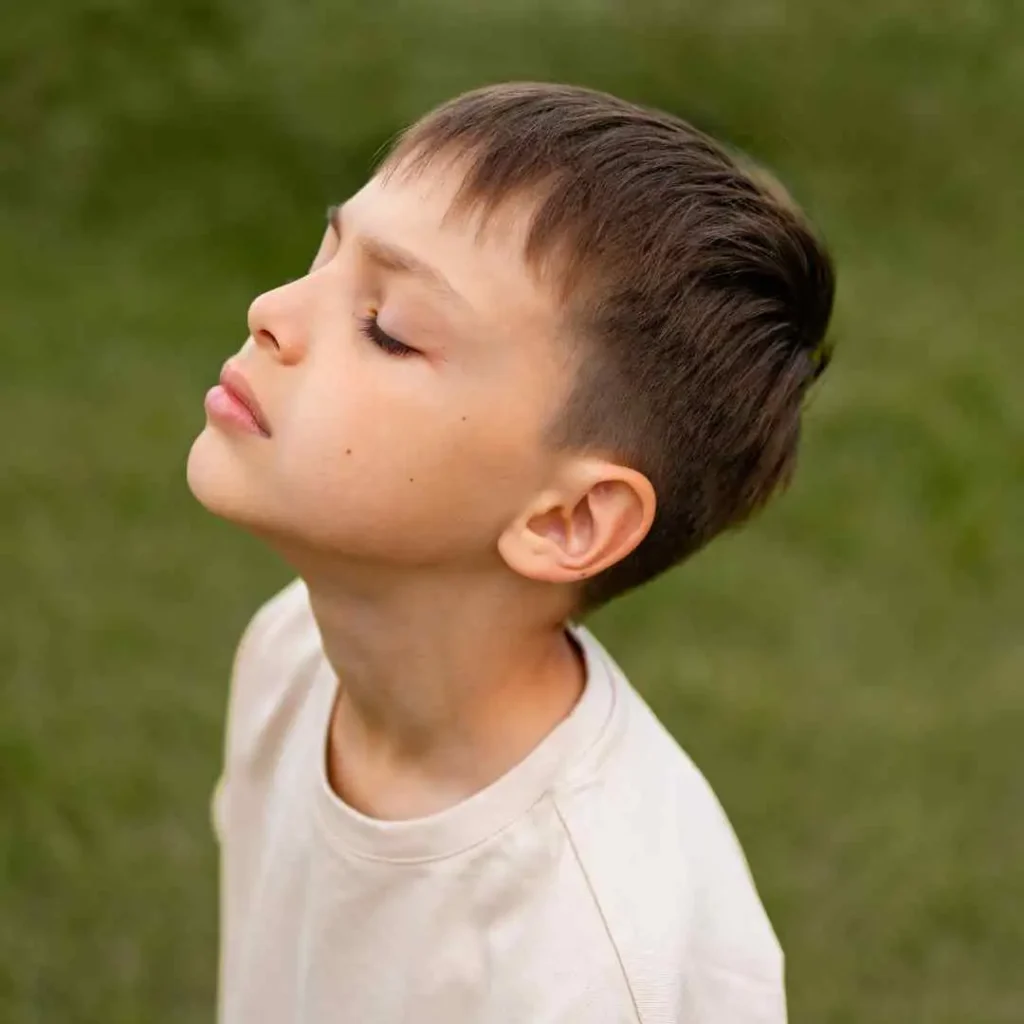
[384,83,835,613]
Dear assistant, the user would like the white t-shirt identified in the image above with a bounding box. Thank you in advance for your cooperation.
[214,579,786,1023]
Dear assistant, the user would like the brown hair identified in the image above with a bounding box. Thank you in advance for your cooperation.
[385,83,835,613]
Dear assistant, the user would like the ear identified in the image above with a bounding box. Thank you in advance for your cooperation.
[497,459,656,587]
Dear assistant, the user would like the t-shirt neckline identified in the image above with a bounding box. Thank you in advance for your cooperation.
[311,622,617,864]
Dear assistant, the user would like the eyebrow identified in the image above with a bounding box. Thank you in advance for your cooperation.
[326,203,467,308]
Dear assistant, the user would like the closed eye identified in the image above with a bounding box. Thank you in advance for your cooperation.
[357,312,418,357]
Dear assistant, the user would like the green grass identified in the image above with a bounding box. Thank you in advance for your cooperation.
[2,1,1022,1020]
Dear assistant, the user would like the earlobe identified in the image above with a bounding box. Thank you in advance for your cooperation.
[497,464,655,586]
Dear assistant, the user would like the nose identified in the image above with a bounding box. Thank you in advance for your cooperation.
[246,280,309,364]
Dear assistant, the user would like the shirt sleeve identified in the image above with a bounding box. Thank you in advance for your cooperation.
[682,958,787,1024]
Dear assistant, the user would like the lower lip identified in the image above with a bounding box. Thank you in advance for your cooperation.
[204,385,269,437]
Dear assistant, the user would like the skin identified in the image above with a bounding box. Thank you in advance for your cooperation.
[186,158,656,820]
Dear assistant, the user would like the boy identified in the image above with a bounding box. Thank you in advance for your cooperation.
[187,82,834,1023]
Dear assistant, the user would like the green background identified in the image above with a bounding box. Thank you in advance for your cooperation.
[2,1,1021,1021]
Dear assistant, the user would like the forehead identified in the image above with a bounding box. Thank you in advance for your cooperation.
[343,163,564,341]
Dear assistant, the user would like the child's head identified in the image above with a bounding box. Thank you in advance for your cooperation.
[187,83,834,617]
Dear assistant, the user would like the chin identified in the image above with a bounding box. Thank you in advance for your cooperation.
[186,426,269,527]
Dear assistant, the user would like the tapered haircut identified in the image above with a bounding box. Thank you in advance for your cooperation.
[385,83,835,612]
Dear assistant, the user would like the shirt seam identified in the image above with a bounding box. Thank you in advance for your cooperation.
[312,788,554,866]
[551,796,644,1024]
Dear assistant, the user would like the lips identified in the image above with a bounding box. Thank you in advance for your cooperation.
[219,362,272,436]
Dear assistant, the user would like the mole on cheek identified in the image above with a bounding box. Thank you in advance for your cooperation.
[345,449,352,455]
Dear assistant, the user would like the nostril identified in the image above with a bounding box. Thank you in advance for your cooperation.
[254,328,280,351]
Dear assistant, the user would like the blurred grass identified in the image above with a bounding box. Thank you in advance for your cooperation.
[1,1,1022,1021]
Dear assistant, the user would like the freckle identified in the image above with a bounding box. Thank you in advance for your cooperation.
[409,477,414,483]
[461,416,467,422]
[345,448,352,455]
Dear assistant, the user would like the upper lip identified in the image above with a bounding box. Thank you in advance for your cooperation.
[220,362,272,436]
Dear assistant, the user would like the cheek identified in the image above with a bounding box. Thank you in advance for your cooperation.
[259,344,554,556]
[273,395,537,557]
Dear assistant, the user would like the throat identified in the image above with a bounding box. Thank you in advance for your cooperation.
[324,627,586,821]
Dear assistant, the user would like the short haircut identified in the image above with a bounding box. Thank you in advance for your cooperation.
[385,83,836,613]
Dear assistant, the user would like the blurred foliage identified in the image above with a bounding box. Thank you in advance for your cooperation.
[1,1,1022,1022]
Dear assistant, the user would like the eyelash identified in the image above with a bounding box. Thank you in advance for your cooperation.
[357,313,417,358]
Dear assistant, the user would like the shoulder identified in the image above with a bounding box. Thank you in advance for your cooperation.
[232,577,318,672]
[555,632,786,1022]
[223,578,325,770]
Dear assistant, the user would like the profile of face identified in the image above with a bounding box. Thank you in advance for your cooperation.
[186,160,654,587]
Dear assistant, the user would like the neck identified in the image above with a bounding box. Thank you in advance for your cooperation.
[300,561,585,821]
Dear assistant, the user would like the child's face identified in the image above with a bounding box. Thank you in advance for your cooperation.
[187,163,576,569]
